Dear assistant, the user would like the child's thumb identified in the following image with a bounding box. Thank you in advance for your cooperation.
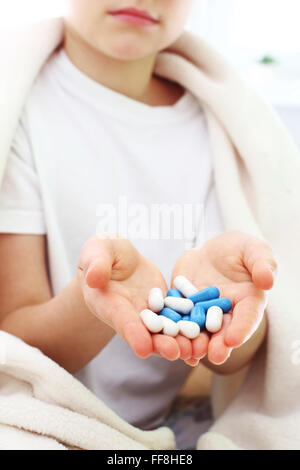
[78,236,114,289]
[244,236,278,290]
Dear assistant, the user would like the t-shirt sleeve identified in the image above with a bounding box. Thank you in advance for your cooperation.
[0,115,46,234]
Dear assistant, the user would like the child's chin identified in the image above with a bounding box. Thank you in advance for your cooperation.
[105,39,156,61]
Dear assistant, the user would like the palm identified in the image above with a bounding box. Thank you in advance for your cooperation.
[87,254,167,324]
[172,231,275,364]
[79,237,191,362]
[174,237,263,306]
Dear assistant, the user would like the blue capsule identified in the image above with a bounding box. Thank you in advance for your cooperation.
[167,289,182,298]
[195,298,232,313]
[160,308,182,323]
[188,286,220,304]
[190,304,206,330]
[182,315,191,321]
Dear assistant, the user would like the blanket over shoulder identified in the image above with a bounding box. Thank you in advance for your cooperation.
[0,19,299,450]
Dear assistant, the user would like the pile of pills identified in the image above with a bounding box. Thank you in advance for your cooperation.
[140,276,232,339]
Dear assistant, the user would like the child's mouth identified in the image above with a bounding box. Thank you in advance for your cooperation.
[108,7,160,27]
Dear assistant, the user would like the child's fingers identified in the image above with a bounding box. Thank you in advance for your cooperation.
[175,335,193,360]
[207,314,233,364]
[224,295,265,348]
[184,333,209,366]
[191,331,210,359]
[121,319,153,358]
[152,334,181,361]
[252,259,275,291]
[101,298,153,358]
[243,237,278,290]
[153,333,209,364]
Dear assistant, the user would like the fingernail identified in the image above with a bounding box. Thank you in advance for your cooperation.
[195,353,207,360]
[185,359,200,367]
[162,351,180,361]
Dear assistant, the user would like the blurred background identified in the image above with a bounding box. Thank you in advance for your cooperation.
[1,0,299,148]
[188,0,300,149]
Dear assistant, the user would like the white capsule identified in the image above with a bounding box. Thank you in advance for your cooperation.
[173,276,198,298]
[178,320,200,339]
[164,297,194,315]
[140,309,164,333]
[162,316,179,337]
[148,288,164,313]
[206,306,223,333]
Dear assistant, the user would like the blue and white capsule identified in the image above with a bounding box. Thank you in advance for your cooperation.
[148,288,164,313]
[195,298,232,313]
[173,276,198,298]
[188,286,220,304]
[164,297,194,315]
[140,309,164,333]
[178,320,200,339]
[181,315,191,321]
[167,289,182,298]
[160,307,182,323]
[206,306,224,333]
[190,304,206,331]
[162,316,179,337]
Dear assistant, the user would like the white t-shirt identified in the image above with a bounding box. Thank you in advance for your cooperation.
[0,49,224,429]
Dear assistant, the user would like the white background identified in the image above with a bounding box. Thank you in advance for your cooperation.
[186,0,300,108]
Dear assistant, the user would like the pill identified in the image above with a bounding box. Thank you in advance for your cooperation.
[162,316,179,337]
[140,309,164,333]
[173,275,198,298]
[182,315,191,321]
[190,304,206,330]
[178,320,200,339]
[167,289,182,298]
[188,286,220,304]
[206,306,224,333]
[148,287,164,313]
[164,297,194,315]
[160,308,182,323]
[195,298,232,313]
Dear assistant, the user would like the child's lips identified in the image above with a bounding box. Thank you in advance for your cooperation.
[108,7,160,27]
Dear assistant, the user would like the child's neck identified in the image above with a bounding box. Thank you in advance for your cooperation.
[63,27,185,107]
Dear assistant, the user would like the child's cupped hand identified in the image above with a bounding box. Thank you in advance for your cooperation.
[77,234,200,363]
[172,231,278,367]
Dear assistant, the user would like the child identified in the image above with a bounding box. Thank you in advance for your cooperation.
[0,0,277,445]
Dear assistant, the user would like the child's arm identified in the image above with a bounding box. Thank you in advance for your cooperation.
[0,232,188,373]
[172,231,277,373]
[0,233,115,373]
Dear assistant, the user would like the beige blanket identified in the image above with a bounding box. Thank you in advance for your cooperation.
[0,19,299,450]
